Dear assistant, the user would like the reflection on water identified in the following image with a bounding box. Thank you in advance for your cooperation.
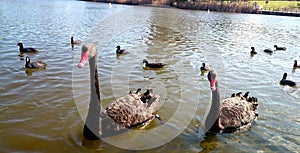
[199,133,218,153]
[0,0,300,152]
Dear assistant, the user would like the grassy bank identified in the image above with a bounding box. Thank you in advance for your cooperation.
[254,1,300,9]
[173,0,300,13]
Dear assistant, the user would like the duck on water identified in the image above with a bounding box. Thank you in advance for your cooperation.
[274,45,286,50]
[293,60,300,69]
[71,36,81,45]
[18,42,38,53]
[77,43,162,142]
[116,45,129,55]
[280,73,296,87]
[250,47,257,55]
[25,56,47,69]
[143,59,165,68]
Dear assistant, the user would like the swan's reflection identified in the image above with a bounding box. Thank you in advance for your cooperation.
[199,132,218,153]
[82,137,101,149]
[200,69,207,79]
[292,68,296,73]
[25,68,46,76]
[19,52,25,60]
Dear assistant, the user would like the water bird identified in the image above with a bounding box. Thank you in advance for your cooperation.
[78,43,161,139]
[143,59,165,68]
[200,63,210,71]
[116,46,129,54]
[293,60,300,69]
[17,42,38,53]
[250,47,257,55]
[109,2,112,8]
[71,37,81,45]
[205,70,258,134]
[280,73,296,87]
[25,56,47,69]
[274,45,286,50]
[263,48,273,54]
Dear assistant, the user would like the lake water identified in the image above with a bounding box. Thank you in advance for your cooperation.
[0,0,299,152]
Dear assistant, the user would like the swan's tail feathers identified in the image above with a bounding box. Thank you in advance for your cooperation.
[231,91,253,101]
[245,95,259,116]
[231,93,236,97]
[154,114,161,120]
[154,114,165,125]
[243,92,250,99]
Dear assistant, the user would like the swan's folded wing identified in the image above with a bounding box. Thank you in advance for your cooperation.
[105,93,160,129]
[219,97,256,130]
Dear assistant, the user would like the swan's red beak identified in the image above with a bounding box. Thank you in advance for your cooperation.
[78,51,89,68]
[210,78,217,91]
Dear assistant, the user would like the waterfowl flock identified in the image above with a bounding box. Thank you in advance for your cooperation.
[249,46,297,87]
[17,38,297,142]
[250,45,287,55]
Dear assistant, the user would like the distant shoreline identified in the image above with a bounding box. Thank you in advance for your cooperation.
[80,0,300,17]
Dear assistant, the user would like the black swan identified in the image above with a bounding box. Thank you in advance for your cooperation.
[205,70,258,134]
[280,73,296,87]
[274,45,286,50]
[293,60,300,69]
[250,47,257,55]
[25,56,47,69]
[143,59,165,68]
[116,46,129,54]
[17,42,38,53]
[71,37,81,45]
[263,48,273,54]
[77,43,161,140]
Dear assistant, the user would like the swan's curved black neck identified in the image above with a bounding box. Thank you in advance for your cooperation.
[83,55,100,140]
[205,82,220,133]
